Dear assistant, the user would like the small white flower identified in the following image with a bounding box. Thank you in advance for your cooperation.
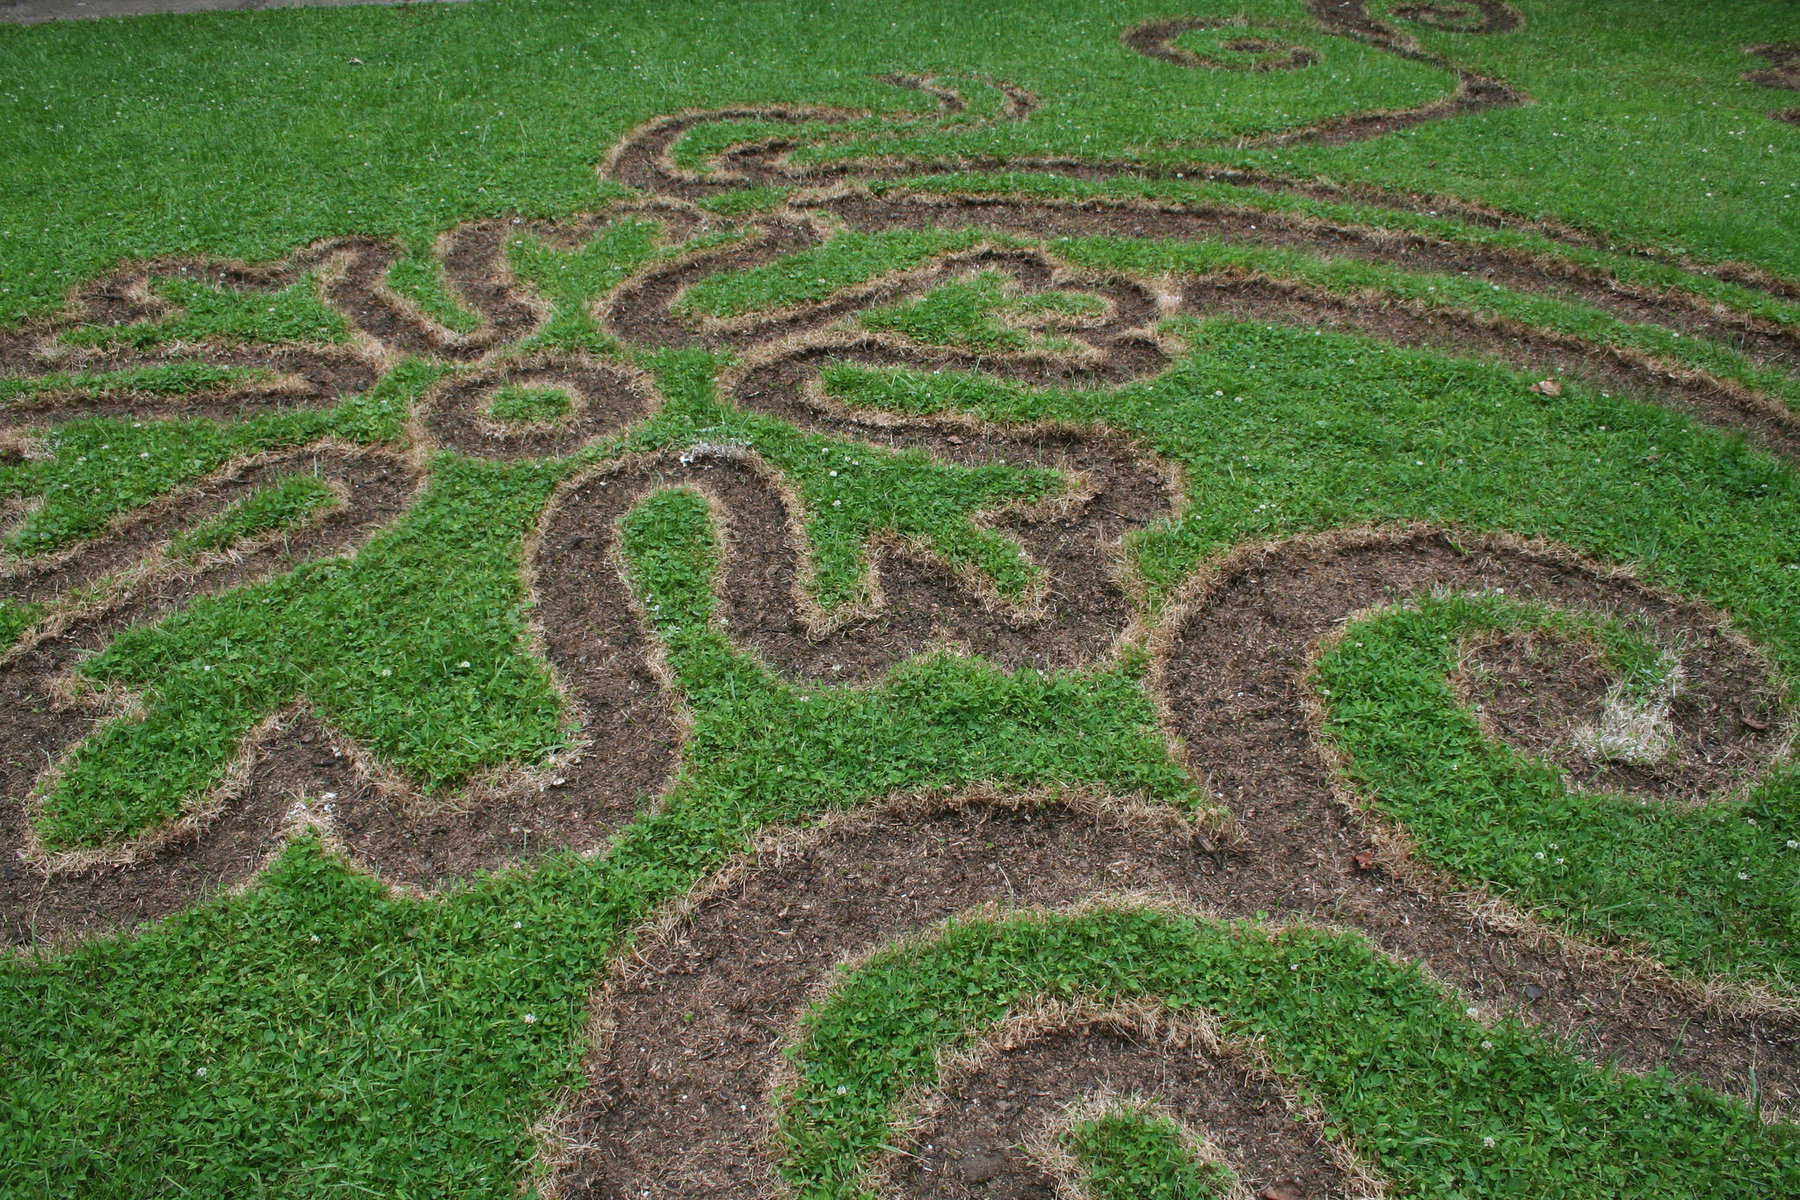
[522,1013,537,1024]
[512,920,523,930]
[195,1067,208,1078]
[1787,840,1798,850]
[1480,1040,1493,1050]
[458,660,471,669]
[1482,1136,1496,1148]
[1738,871,1750,881]
[380,667,392,677]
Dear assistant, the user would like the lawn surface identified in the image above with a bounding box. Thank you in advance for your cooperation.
[2,1,1798,1196]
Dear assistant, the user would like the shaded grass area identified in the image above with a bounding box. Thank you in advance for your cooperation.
[1,0,1797,333]
[782,906,1799,1198]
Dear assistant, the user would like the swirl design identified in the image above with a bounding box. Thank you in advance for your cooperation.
[1,28,1798,1194]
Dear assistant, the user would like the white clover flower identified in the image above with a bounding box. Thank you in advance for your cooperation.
[523,1013,537,1024]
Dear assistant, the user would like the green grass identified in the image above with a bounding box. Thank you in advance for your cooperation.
[3,1,1799,1195]
[4,0,1795,333]
[62,273,348,351]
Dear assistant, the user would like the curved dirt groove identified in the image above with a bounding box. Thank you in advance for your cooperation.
[1125,18,1326,73]
[884,1002,1377,1200]
[414,356,662,460]
[544,788,1796,1199]
[0,446,421,944]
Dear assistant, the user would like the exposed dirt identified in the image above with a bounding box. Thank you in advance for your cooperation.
[416,357,660,459]
[1744,42,1800,92]
[1454,623,1779,804]
[1125,18,1324,73]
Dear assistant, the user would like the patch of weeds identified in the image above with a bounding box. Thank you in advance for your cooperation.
[859,269,1090,354]
[678,228,995,319]
[629,348,1069,616]
[820,319,1800,678]
[0,598,43,648]
[6,360,428,554]
[386,237,482,335]
[899,171,1800,331]
[619,485,1204,824]
[508,215,667,353]
[0,363,269,405]
[698,185,795,217]
[1047,235,1800,417]
[35,455,570,849]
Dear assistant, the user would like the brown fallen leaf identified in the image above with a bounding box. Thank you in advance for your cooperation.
[1259,1184,1305,1200]
[1529,378,1563,397]
[1352,850,1380,873]
[1744,713,1770,731]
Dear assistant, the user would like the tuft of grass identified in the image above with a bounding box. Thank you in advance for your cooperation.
[486,384,572,425]
[1064,1108,1237,1200]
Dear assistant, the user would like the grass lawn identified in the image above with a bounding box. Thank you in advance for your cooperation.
[2,0,1798,1196]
